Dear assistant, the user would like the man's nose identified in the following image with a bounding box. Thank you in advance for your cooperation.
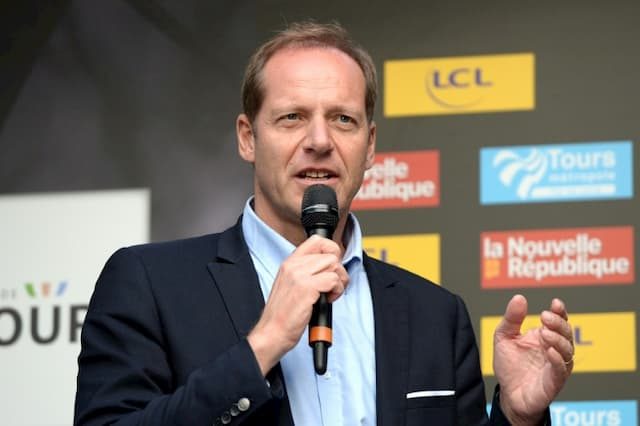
[303,117,333,154]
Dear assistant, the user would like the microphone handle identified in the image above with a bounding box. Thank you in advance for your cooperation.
[309,292,332,375]
[306,224,335,375]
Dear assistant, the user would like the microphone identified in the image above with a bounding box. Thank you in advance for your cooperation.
[301,184,339,375]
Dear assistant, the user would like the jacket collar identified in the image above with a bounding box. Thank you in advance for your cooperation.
[207,218,264,338]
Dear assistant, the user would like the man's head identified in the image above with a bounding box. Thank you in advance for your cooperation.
[241,21,378,124]
[236,22,377,246]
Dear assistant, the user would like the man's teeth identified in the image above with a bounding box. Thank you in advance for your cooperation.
[305,171,329,178]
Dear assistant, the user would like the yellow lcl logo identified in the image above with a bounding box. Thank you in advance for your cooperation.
[385,53,535,117]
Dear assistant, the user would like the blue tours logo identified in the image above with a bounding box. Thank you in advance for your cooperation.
[480,141,633,204]
[550,401,638,426]
[488,400,637,426]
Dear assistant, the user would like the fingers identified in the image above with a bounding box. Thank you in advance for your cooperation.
[282,252,342,278]
[296,234,342,257]
[540,327,573,365]
[544,345,574,385]
[540,298,574,368]
[288,236,348,291]
[260,235,349,331]
[550,297,569,321]
[307,270,348,303]
[541,309,572,343]
[495,294,528,338]
[541,298,573,346]
[285,254,347,291]
[248,237,348,374]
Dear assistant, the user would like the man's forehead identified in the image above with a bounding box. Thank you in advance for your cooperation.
[263,46,362,79]
[260,46,366,99]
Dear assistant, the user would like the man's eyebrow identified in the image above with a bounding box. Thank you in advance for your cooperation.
[267,106,307,119]
[265,103,365,119]
[326,106,365,118]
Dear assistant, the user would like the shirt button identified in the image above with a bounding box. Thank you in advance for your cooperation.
[221,412,231,424]
[237,397,251,412]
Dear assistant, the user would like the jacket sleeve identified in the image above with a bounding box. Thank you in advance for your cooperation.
[74,247,282,426]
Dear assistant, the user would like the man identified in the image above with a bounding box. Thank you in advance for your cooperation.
[75,22,573,425]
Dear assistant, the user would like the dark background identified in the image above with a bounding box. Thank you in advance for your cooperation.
[2,0,638,403]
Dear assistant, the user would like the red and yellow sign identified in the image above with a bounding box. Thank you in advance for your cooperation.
[481,226,634,288]
[353,150,439,210]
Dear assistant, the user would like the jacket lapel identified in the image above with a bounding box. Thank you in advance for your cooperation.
[206,221,293,425]
[364,254,410,426]
[206,222,264,338]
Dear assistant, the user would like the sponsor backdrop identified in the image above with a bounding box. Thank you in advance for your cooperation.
[2,0,639,424]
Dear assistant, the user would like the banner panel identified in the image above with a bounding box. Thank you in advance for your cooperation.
[487,400,638,426]
[481,226,635,288]
[363,233,440,283]
[480,141,633,204]
[481,312,637,375]
[385,53,534,117]
[353,150,440,210]
[0,189,149,425]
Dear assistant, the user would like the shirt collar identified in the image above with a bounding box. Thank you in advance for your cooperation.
[241,197,363,276]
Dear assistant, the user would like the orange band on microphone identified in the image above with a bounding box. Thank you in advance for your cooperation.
[309,326,332,344]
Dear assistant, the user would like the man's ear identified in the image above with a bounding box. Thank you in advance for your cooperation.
[237,113,255,163]
[365,121,377,169]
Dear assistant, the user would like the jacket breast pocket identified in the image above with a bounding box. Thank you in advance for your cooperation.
[406,394,456,425]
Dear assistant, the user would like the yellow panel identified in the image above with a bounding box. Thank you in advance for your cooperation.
[480,312,636,375]
[384,53,535,117]
[363,234,440,283]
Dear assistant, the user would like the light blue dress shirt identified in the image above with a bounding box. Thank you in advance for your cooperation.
[241,198,376,426]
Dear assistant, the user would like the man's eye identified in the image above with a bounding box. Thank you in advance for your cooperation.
[285,113,298,120]
[338,115,353,123]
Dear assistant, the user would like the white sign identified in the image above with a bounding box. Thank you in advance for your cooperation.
[0,189,149,425]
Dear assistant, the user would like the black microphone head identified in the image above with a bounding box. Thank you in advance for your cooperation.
[301,184,339,238]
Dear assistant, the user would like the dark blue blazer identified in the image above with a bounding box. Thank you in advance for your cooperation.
[75,220,519,425]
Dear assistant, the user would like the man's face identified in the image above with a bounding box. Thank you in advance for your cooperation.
[237,47,376,240]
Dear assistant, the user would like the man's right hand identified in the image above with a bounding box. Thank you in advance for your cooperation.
[247,235,349,376]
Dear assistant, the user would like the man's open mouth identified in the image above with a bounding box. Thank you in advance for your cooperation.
[298,170,336,180]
